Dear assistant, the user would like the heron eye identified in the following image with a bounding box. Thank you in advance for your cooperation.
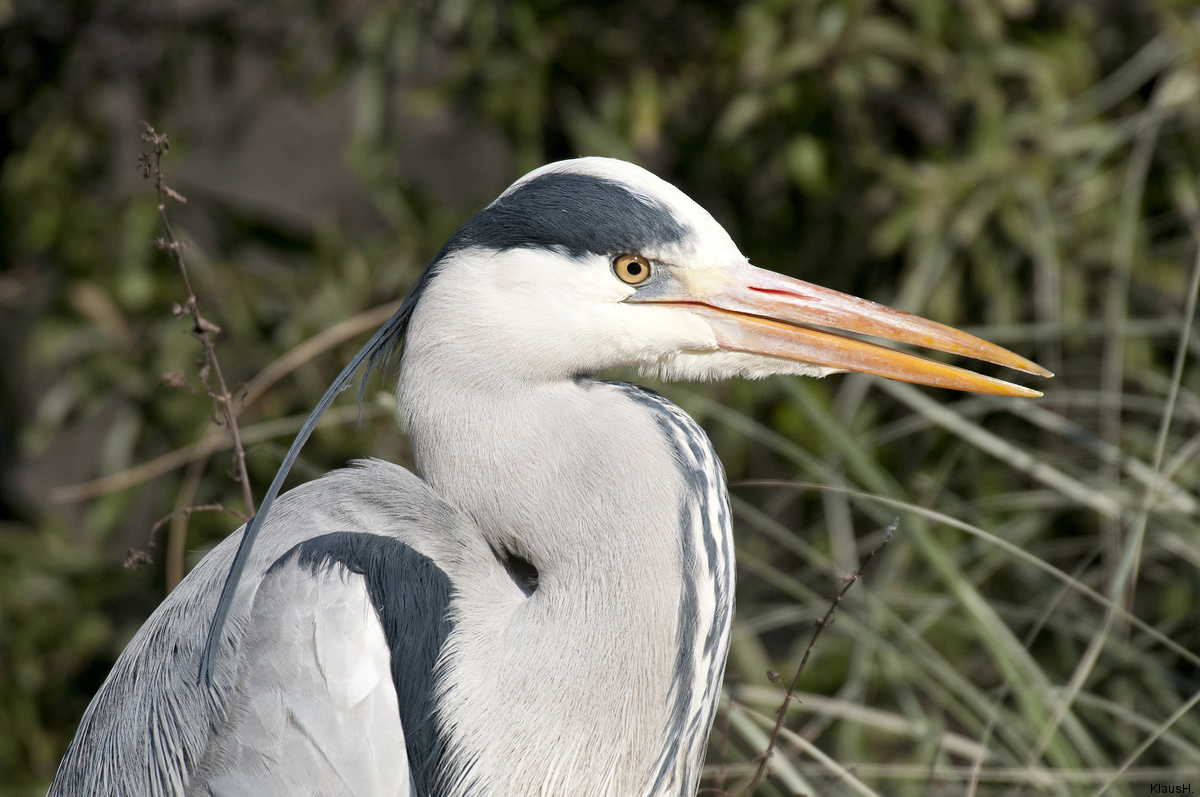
[613,253,652,285]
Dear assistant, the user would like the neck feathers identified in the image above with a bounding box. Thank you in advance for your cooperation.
[400,357,734,795]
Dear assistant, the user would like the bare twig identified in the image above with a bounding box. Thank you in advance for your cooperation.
[740,519,897,795]
[150,503,250,545]
[51,404,386,504]
[124,503,250,570]
[139,122,256,524]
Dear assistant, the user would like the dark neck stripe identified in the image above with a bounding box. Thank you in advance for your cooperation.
[611,382,735,795]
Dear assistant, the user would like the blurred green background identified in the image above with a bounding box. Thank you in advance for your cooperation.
[3,1,1199,794]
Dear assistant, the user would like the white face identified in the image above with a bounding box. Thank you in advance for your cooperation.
[401,157,1047,395]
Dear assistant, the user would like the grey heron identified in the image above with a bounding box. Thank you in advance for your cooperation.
[50,157,1049,796]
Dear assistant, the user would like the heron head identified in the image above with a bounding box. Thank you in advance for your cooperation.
[400,157,1050,395]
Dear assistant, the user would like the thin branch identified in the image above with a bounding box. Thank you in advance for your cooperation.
[124,503,249,570]
[51,404,387,504]
[149,503,250,541]
[139,122,256,519]
[740,519,897,796]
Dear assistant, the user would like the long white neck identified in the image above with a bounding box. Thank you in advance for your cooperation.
[396,267,734,796]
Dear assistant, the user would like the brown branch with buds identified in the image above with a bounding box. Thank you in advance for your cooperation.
[134,122,256,576]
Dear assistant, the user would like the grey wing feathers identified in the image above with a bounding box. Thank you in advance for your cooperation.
[48,460,464,797]
[190,559,412,796]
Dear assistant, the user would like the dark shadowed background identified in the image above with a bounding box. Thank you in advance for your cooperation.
[2,1,1199,795]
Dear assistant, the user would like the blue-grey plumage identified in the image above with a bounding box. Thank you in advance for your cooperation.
[51,157,1048,796]
[50,463,461,795]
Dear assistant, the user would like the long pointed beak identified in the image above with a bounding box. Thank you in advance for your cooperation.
[645,262,1052,397]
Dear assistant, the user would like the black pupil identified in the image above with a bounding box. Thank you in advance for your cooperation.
[627,261,642,276]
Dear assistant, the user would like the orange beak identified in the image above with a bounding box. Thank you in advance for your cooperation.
[639,262,1051,397]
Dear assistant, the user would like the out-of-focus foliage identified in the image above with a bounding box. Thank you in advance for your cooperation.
[2,0,1199,794]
